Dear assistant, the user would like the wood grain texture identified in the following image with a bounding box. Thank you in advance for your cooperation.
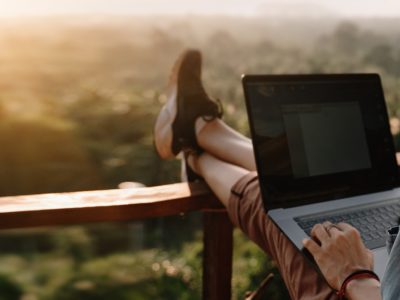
[0,182,224,229]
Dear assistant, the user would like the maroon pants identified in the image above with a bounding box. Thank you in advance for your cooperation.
[227,172,338,300]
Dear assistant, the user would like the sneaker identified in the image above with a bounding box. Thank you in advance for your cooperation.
[154,49,222,159]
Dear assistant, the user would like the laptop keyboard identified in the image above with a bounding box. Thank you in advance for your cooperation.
[294,199,400,249]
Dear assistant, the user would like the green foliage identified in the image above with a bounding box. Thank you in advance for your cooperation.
[0,274,22,300]
[51,227,94,263]
[232,230,289,299]
[50,250,199,300]
[0,115,103,196]
[0,15,400,299]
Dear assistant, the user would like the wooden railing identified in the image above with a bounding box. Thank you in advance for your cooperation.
[0,182,233,300]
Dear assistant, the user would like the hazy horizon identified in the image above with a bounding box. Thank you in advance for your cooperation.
[1,0,400,18]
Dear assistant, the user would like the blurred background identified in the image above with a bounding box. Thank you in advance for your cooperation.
[0,0,400,299]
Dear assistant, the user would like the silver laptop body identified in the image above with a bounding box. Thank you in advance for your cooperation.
[242,74,400,278]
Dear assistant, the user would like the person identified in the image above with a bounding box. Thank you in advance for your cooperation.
[154,49,398,300]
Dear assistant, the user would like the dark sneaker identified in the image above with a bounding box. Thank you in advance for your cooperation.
[154,49,222,159]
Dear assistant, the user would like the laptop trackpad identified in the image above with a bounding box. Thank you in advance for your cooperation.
[374,247,388,279]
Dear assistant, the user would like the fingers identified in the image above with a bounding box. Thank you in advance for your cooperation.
[321,221,341,238]
[302,238,321,256]
[321,221,359,236]
[336,222,362,238]
[336,222,354,232]
[311,223,330,243]
[307,222,363,252]
[328,226,342,239]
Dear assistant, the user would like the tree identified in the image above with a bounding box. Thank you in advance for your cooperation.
[332,22,360,55]
[364,44,396,74]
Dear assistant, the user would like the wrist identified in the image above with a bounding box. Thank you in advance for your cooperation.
[346,278,381,300]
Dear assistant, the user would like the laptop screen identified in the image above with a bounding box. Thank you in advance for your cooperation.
[243,74,399,209]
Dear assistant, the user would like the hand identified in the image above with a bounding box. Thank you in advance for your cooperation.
[303,222,374,290]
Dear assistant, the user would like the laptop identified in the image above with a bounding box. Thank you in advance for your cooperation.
[242,74,400,278]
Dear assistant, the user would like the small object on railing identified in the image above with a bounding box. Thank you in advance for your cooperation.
[244,273,274,300]
[118,182,146,189]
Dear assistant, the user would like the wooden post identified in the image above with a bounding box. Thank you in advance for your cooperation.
[203,210,233,300]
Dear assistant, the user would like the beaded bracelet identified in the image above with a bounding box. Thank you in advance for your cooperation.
[336,270,380,300]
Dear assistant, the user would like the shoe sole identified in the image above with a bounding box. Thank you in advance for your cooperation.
[154,50,202,159]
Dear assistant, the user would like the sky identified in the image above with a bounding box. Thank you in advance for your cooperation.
[0,0,400,18]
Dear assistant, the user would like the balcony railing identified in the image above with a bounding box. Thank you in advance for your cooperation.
[5,154,399,299]
[0,182,233,300]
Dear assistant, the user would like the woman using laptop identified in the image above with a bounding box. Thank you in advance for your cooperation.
[154,49,397,299]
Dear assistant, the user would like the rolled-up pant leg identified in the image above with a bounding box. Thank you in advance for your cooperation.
[227,172,338,300]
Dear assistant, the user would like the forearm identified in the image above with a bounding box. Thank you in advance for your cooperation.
[346,279,382,300]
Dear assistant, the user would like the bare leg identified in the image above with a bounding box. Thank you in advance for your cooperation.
[188,149,338,300]
[188,118,256,207]
[196,118,256,171]
[189,152,249,207]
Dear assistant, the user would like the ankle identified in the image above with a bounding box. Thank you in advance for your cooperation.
[195,117,219,146]
[195,117,208,137]
[186,152,200,174]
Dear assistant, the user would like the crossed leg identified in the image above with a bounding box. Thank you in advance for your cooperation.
[188,118,338,300]
[154,49,337,299]
[189,118,255,206]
